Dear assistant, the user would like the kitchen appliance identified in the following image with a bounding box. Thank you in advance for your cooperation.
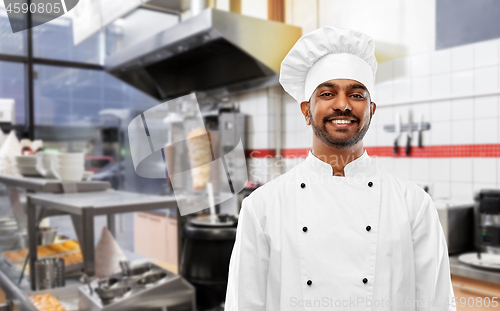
[434,199,475,255]
[163,100,247,212]
[474,189,500,254]
[104,8,301,101]
[180,214,237,310]
[394,113,401,154]
[35,258,65,290]
[37,227,58,246]
[78,262,195,311]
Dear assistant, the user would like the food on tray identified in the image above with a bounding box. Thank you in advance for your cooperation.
[3,240,81,264]
[186,128,212,190]
[60,251,83,265]
[30,293,66,311]
[48,243,71,253]
[61,240,80,251]
[38,246,57,257]
[4,249,28,262]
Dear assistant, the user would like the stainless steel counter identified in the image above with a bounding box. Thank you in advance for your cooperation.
[449,255,500,285]
[0,250,147,311]
[26,191,183,289]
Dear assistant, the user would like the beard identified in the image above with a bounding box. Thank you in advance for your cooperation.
[310,109,371,149]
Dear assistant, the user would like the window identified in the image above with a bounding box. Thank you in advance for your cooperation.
[33,16,103,65]
[34,64,158,126]
[0,6,26,55]
[0,61,25,124]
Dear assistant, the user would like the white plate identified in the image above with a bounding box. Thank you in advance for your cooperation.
[458,252,500,271]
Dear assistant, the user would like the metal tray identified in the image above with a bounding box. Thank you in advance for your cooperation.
[2,243,84,276]
[28,284,80,311]
[458,252,500,271]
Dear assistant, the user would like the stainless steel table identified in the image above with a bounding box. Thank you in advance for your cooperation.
[0,250,146,311]
[0,174,110,232]
[27,190,181,289]
[0,175,110,193]
[449,255,500,285]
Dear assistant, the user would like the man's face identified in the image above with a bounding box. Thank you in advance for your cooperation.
[300,79,376,149]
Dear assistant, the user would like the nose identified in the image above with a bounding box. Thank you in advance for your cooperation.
[331,92,352,111]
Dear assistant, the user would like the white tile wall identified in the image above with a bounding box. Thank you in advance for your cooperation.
[475,118,498,143]
[411,54,431,77]
[411,76,431,101]
[451,98,473,120]
[474,95,498,119]
[431,49,451,75]
[474,39,498,68]
[430,100,452,122]
[430,158,451,182]
[368,38,500,200]
[474,66,498,93]
[433,182,451,199]
[451,70,474,96]
[430,74,452,98]
[451,119,474,144]
[473,158,497,183]
[429,121,451,145]
[451,44,474,72]
[451,158,473,183]
[451,182,473,200]
[411,158,430,181]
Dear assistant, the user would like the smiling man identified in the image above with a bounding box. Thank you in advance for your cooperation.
[225,27,456,311]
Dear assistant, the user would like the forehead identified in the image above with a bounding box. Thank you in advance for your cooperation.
[316,79,367,90]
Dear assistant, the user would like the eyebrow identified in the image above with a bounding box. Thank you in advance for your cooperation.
[316,82,367,92]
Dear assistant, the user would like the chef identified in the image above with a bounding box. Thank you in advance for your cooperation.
[225,26,456,311]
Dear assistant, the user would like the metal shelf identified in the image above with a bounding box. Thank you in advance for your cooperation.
[0,174,110,193]
[26,191,182,289]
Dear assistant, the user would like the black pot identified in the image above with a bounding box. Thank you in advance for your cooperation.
[180,215,237,311]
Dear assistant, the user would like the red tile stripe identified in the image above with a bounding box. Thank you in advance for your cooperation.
[246,144,500,158]
[245,149,276,158]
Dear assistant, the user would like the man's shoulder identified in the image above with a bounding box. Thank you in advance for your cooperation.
[252,163,304,197]
[243,161,305,212]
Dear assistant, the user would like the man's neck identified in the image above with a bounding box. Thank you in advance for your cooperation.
[311,140,365,176]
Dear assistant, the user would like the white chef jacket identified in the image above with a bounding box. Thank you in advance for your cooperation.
[225,149,456,311]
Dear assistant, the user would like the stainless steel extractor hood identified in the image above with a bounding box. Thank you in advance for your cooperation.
[104,8,301,101]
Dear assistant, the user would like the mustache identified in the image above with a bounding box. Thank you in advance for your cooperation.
[321,111,359,123]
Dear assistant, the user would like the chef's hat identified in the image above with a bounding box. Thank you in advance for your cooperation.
[279,26,377,103]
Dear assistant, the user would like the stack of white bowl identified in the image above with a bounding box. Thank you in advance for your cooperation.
[51,153,85,182]
[35,151,58,178]
[16,155,41,177]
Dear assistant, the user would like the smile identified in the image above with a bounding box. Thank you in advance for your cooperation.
[330,120,353,124]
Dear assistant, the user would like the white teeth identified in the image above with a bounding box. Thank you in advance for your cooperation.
[331,120,352,124]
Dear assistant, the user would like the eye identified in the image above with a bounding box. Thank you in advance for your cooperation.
[351,94,364,99]
[320,92,334,97]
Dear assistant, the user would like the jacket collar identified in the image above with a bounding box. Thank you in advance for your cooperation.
[302,148,378,178]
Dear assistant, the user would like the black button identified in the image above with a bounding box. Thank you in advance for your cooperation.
[302,227,308,232]
[301,183,306,189]
[362,278,368,284]
[307,280,312,286]
[366,226,371,231]
[368,182,373,187]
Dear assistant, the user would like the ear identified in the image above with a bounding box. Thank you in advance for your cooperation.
[370,102,376,118]
[300,101,311,125]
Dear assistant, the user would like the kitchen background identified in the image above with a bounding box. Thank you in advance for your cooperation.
[1,0,500,310]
